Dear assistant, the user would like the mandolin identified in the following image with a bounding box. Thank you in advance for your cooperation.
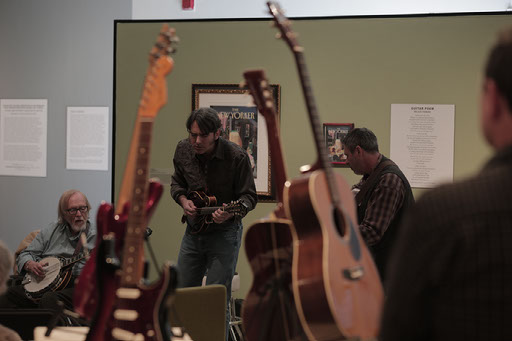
[242,69,306,341]
[181,191,248,234]
[73,24,179,341]
[268,2,384,340]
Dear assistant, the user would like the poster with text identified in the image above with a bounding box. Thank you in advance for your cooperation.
[0,99,47,177]
[66,106,109,171]
[390,104,455,188]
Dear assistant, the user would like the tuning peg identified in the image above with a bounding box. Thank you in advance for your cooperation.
[275,32,282,39]
[239,81,246,88]
[265,99,273,108]
[293,46,305,52]
[286,31,298,39]
[260,80,268,87]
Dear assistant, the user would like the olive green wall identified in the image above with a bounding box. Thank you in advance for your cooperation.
[115,15,511,298]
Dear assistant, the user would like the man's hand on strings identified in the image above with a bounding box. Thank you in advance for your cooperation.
[24,260,48,278]
[212,204,234,224]
[179,195,197,217]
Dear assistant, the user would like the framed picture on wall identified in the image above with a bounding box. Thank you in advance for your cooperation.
[192,83,280,202]
[323,123,354,167]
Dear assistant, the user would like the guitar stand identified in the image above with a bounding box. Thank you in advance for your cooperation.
[45,301,90,336]
[44,301,64,336]
[144,226,162,278]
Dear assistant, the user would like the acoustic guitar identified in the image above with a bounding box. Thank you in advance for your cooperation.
[73,24,179,341]
[242,70,306,341]
[268,2,384,340]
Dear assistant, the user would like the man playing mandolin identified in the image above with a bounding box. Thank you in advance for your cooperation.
[171,107,257,337]
[0,189,96,324]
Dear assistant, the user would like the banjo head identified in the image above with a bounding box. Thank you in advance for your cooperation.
[23,256,62,293]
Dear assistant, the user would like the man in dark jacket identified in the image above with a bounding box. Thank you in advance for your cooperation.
[343,128,414,282]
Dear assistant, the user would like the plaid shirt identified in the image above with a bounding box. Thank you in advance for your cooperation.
[353,172,405,246]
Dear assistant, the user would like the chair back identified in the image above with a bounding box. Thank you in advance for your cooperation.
[170,284,227,341]
[13,229,40,275]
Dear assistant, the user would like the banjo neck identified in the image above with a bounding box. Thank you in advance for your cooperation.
[61,251,88,268]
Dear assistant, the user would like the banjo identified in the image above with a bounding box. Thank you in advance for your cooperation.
[23,252,87,301]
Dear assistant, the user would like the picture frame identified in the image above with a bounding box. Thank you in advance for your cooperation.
[323,123,354,167]
[192,83,281,202]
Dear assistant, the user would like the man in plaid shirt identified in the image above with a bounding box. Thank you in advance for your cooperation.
[343,128,414,283]
[381,27,512,340]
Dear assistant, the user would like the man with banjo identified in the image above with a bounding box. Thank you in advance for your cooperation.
[0,189,96,324]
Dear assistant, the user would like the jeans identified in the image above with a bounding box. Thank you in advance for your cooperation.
[177,222,243,340]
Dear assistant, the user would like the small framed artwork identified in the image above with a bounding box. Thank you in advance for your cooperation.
[323,123,354,167]
[192,83,280,202]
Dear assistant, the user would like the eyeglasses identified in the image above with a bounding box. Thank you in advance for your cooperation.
[66,206,88,215]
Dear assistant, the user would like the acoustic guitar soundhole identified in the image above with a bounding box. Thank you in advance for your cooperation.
[332,206,361,261]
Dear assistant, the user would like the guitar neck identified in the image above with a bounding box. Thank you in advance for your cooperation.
[61,252,87,268]
[120,119,154,287]
[262,97,287,206]
[243,70,287,207]
[293,51,340,206]
[197,206,223,215]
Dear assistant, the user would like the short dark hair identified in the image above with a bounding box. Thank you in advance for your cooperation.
[342,128,379,153]
[485,27,512,112]
[186,107,221,134]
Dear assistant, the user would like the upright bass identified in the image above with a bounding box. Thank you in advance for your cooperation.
[73,24,179,341]
[268,2,384,340]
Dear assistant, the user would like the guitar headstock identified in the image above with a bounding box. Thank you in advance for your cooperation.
[140,24,179,118]
[267,1,303,53]
[243,69,276,122]
[225,200,248,217]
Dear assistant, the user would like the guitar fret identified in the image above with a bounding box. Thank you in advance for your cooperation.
[120,120,154,286]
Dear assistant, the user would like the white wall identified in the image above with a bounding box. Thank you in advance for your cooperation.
[133,0,511,19]
[0,0,131,253]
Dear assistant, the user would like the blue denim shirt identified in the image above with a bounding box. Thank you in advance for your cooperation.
[17,221,96,276]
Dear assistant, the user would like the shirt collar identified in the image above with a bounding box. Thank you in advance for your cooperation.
[364,153,383,178]
[196,138,224,161]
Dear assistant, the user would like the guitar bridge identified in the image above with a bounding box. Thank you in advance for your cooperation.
[342,266,364,281]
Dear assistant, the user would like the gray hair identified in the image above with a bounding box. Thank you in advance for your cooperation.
[342,127,379,153]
